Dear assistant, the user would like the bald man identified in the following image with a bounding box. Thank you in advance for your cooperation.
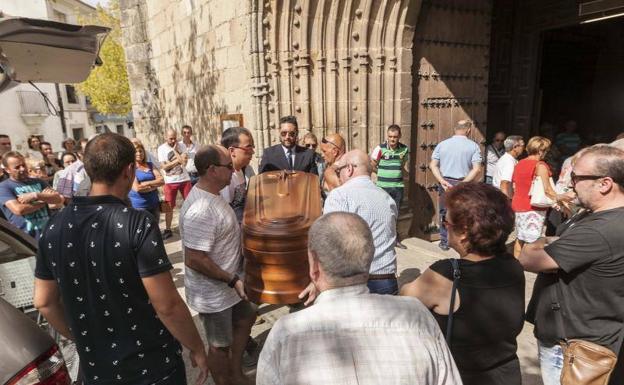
[158,129,191,239]
[430,120,482,250]
[319,133,346,192]
[321,149,399,295]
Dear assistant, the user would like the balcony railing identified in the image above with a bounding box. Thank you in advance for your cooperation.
[16,91,50,116]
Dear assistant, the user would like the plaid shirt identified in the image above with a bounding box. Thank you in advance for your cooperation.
[54,160,90,198]
[257,285,462,385]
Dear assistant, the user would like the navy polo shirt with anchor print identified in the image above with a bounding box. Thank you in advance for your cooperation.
[35,195,182,384]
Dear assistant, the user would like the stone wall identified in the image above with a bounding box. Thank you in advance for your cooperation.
[120,0,420,156]
[120,0,252,151]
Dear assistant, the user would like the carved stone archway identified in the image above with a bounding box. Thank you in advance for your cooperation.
[249,0,422,153]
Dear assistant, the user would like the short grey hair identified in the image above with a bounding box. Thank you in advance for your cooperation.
[504,135,524,152]
[455,120,472,131]
[308,212,374,286]
[582,145,624,188]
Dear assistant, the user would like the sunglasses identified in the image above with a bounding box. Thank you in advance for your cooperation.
[570,171,606,186]
[322,137,340,150]
[280,131,297,138]
[304,143,317,149]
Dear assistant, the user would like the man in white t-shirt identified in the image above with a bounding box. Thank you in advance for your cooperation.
[180,144,256,385]
[493,135,525,198]
[180,125,198,184]
[219,127,256,223]
[158,129,191,239]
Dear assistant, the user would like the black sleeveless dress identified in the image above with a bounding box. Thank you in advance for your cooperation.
[430,254,525,385]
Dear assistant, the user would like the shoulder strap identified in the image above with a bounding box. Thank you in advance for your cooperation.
[446,258,461,345]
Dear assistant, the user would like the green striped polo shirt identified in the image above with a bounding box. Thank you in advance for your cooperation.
[372,142,409,188]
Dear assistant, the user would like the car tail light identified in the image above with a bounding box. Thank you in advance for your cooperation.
[6,344,70,385]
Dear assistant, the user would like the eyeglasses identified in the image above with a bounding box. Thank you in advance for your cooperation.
[570,171,606,186]
[322,137,340,150]
[212,162,234,171]
[304,143,317,149]
[280,131,297,138]
[232,145,255,153]
[334,163,356,177]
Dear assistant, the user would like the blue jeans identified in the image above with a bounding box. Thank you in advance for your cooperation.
[381,187,404,209]
[367,278,398,295]
[538,340,563,385]
[438,178,462,246]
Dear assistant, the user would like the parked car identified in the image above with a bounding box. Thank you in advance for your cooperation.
[0,217,71,385]
[0,14,109,385]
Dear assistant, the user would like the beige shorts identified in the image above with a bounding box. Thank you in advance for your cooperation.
[199,300,257,348]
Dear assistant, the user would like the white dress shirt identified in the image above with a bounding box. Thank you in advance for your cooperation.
[281,145,295,169]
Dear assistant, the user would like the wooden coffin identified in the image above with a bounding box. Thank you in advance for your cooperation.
[242,171,322,304]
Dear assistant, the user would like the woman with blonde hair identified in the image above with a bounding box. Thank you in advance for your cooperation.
[511,136,569,256]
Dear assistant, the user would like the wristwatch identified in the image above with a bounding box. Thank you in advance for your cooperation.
[227,274,240,288]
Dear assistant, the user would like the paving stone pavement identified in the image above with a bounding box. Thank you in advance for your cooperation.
[163,222,543,385]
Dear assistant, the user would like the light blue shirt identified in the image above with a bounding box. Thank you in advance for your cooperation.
[431,135,482,179]
[323,176,397,275]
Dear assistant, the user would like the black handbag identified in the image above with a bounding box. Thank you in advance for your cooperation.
[446,258,461,345]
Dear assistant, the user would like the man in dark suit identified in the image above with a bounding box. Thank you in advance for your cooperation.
[259,116,318,175]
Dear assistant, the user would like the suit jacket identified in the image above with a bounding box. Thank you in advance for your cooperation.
[259,144,318,175]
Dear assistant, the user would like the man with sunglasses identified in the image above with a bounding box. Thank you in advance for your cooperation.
[180,145,256,385]
[259,116,318,175]
[520,145,624,385]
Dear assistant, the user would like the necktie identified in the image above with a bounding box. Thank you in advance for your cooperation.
[287,149,293,170]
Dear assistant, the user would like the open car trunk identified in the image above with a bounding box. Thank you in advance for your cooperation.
[0,15,110,92]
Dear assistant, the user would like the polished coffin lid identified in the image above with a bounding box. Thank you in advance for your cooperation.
[242,171,321,304]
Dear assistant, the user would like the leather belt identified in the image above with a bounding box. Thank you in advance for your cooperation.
[368,273,396,281]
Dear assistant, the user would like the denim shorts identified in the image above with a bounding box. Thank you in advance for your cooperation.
[538,340,564,385]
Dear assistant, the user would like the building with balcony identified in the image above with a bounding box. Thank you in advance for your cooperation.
[0,0,109,153]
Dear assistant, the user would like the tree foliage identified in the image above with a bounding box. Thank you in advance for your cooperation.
[76,0,131,115]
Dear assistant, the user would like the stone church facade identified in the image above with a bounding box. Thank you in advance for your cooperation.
[120,0,624,238]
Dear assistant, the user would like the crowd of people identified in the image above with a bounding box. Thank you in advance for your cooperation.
[0,115,622,385]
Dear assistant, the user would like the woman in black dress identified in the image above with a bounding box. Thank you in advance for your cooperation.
[401,182,525,385]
